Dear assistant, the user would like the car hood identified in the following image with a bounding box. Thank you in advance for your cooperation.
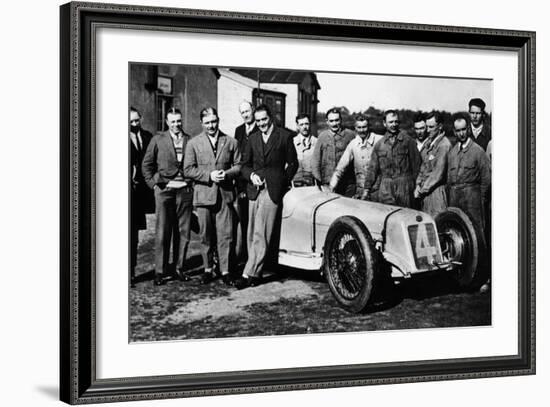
[283,186,403,226]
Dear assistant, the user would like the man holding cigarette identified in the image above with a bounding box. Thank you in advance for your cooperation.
[234,104,298,289]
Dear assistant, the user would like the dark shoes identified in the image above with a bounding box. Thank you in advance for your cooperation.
[221,274,234,287]
[130,277,136,288]
[153,275,165,286]
[175,269,191,282]
[233,276,261,290]
[200,272,216,285]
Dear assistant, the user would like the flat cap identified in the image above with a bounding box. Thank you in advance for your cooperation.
[468,98,486,111]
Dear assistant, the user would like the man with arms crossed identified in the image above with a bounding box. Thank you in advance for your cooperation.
[234,105,298,289]
[142,108,193,286]
[184,107,241,286]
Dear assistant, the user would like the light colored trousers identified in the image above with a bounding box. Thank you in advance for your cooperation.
[243,189,279,278]
[195,198,233,275]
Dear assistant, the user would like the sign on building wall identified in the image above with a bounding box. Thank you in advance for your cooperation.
[157,75,173,94]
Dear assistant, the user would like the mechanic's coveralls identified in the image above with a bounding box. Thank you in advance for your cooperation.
[365,131,421,208]
[416,132,452,217]
[446,138,491,237]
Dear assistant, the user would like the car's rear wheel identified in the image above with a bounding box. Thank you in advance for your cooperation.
[435,207,484,289]
[324,216,377,313]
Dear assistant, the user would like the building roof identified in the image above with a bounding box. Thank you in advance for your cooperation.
[230,69,320,89]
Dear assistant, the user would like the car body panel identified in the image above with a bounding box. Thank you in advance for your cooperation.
[279,186,446,277]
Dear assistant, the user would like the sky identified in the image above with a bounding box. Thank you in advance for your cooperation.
[316,72,492,114]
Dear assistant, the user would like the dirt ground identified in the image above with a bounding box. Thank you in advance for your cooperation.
[130,214,491,342]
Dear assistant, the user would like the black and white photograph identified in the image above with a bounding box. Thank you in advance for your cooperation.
[129,63,493,342]
[53,1,537,405]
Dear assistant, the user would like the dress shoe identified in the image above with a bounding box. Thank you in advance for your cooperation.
[234,276,261,290]
[154,275,165,286]
[221,274,234,286]
[175,269,190,282]
[479,282,491,293]
[200,272,216,285]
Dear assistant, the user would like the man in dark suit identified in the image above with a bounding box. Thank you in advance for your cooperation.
[142,108,193,286]
[184,107,241,286]
[468,98,491,151]
[233,101,257,266]
[234,104,298,289]
[129,107,154,288]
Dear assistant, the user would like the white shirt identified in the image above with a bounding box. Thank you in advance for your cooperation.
[170,131,184,162]
[262,124,274,144]
[471,123,484,139]
[460,137,471,150]
[245,122,255,135]
[207,131,219,149]
[417,138,429,151]
[130,130,143,151]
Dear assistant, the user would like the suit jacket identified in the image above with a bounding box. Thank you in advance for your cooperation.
[183,131,241,206]
[142,130,192,190]
[130,129,152,184]
[469,123,492,151]
[416,132,452,195]
[235,123,257,194]
[130,129,154,226]
[241,126,298,204]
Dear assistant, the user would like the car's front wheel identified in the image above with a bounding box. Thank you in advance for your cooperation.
[324,216,377,313]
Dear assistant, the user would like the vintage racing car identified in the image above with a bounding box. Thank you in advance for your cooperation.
[278,186,485,313]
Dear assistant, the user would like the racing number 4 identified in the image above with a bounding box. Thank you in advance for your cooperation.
[415,223,438,264]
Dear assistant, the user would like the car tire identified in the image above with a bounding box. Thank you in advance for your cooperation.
[324,216,377,313]
[435,207,485,289]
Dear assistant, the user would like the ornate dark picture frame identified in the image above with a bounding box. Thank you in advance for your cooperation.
[60,1,535,404]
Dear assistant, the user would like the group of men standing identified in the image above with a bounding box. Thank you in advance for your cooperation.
[129,97,491,291]
[131,102,297,289]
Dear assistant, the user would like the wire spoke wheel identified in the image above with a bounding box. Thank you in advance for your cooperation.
[324,216,376,313]
[329,232,366,300]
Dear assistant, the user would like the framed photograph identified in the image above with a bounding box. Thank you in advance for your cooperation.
[60,1,535,404]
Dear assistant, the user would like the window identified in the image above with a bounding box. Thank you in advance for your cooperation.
[155,75,175,132]
[253,88,286,128]
[156,94,174,132]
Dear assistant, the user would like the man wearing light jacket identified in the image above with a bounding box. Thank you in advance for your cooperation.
[414,111,452,216]
[184,107,241,286]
